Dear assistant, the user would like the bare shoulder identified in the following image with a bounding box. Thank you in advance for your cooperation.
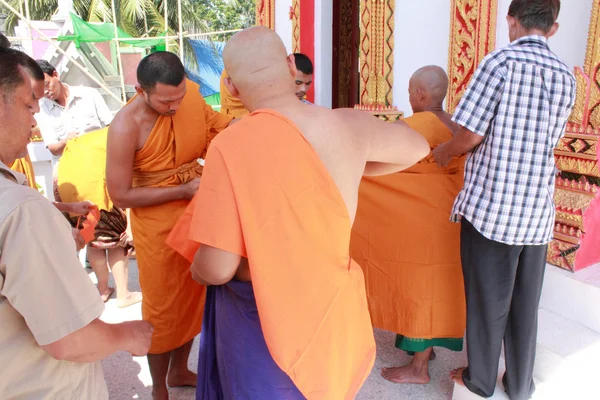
[108,105,139,139]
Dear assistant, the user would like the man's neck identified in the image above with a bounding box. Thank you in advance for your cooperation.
[56,83,69,107]
[514,29,549,42]
[421,104,444,113]
[243,91,300,113]
[0,154,16,167]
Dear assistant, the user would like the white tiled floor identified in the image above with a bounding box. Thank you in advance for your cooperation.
[99,260,465,400]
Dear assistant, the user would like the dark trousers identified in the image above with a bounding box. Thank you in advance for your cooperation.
[460,219,547,400]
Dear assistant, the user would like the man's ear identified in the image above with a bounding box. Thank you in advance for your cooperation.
[417,87,426,101]
[287,54,298,78]
[52,70,59,78]
[224,77,240,98]
[547,22,559,38]
[135,84,145,96]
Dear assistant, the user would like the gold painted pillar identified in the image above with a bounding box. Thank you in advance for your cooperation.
[359,0,395,106]
[256,0,276,29]
[446,0,498,113]
[291,0,300,52]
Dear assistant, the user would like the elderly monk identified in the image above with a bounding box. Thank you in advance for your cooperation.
[219,70,248,118]
[106,51,235,400]
[351,66,466,385]
[167,27,430,400]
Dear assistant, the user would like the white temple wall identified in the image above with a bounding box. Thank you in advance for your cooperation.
[274,0,596,114]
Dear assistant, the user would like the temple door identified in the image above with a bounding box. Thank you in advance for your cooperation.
[332,0,360,109]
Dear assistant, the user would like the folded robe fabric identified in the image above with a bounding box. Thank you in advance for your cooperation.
[57,128,112,211]
[9,154,36,189]
[167,109,376,399]
[350,111,467,340]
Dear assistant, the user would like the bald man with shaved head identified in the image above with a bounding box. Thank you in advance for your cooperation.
[168,27,430,399]
[351,65,466,385]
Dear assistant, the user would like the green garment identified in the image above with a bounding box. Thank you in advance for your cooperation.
[395,334,463,355]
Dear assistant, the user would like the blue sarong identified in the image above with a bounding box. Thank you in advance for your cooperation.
[197,281,306,400]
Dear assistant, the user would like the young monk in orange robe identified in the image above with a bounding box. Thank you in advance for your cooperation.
[219,70,248,118]
[351,66,466,385]
[167,27,431,400]
[106,52,235,400]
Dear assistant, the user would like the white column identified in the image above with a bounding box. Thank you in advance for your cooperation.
[275,0,293,54]
[314,0,332,108]
[393,0,451,116]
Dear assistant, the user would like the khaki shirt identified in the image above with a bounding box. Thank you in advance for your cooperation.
[0,162,107,399]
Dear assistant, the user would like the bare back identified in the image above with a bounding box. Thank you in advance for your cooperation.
[266,103,429,224]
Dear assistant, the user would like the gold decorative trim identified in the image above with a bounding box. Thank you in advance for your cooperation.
[359,0,395,106]
[291,0,300,53]
[447,0,498,113]
[256,0,275,29]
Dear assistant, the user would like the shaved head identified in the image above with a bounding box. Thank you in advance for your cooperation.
[223,27,297,111]
[408,65,449,113]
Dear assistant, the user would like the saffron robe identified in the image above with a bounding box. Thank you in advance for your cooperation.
[10,154,36,189]
[350,111,466,341]
[219,71,249,118]
[128,79,232,354]
[168,109,376,399]
[57,128,111,211]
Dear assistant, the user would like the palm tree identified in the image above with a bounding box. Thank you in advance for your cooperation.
[2,0,214,69]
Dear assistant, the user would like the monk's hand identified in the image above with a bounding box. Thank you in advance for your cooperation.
[69,201,97,216]
[181,178,201,200]
[71,228,85,251]
[124,320,154,356]
[433,142,452,167]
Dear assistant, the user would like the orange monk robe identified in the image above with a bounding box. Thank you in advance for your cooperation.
[57,128,111,210]
[350,111,466,341]
[219,70,249,118]
[167,109,376,399]
[129,79,233,354]
[10,154,36,189]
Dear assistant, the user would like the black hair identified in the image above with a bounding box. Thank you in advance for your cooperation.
[137,51,186,92]
[0,33,11,49]
[0,48,32,101]
[508,0,561,33]
[36,59,57,76]
[293,53,314,75]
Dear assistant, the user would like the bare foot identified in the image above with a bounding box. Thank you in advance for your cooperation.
[117,291,143,308]
[152,385,169,400]
[167,369,197,388]
[429,349,437,361]
[450,368,467,387]
[382,363,431,384]
[99,287,115,302]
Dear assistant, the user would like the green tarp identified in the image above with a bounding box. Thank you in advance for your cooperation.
[58,13,166,49]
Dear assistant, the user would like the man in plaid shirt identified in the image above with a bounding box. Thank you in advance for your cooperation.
[433,1,575,399]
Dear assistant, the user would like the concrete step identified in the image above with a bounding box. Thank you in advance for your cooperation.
[453,309,600,399]
[540,263,600,334]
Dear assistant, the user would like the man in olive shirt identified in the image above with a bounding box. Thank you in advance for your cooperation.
[0,47,153,400]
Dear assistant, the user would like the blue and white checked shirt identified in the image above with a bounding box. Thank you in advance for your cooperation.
[451,35,576,246]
